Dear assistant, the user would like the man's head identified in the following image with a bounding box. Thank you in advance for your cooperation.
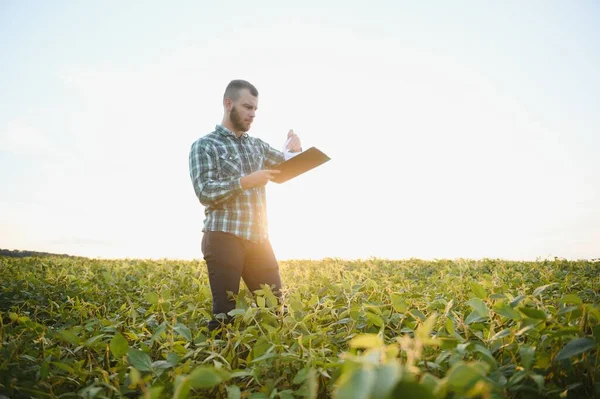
[223,80,259,134]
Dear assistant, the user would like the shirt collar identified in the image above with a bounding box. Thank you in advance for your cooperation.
[216,124,248,139]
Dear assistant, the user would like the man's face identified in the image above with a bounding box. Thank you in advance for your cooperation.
[229,89,258,133]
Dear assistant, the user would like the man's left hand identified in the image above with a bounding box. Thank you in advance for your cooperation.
[286,129,302,152]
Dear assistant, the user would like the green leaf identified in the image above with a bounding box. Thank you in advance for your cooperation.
[230,370,254,378]
[515,324,535,336]
[530,374,545,391]
[366,312,384,327]
[507,369,527,387]
[150,323,166,343]
[39,359,50,380]
[252,339,270,360]
[257,296,265,308]
[519,307,546,320]
[510,295,526,307]
[416,313,438,341]
[445,362,483,393]
[386,380,436,399]
[372,362,400,399]
[130,367,141,385]
[21,354,36,362]
[250,352,277,363]
[173,375,192,399]
[489,328,511,342]
[51,361,75,374]
[110,332,129,358]
[188,366,230,388]
[473,344,497,368]
[148,386,163,399]
[493,301,522,320]
[145,292,159,305]
[128,349,152,372]
[410,309,426,321]
[167,352,180,366]
[444,299,454,316]
[84,333,105,347]
[334,367,375,399]
[470,282,487,299]
[56,330,80,346]
[466,298,489,317]
[227,308,245,317]
[465,311,487,325]
[586,305,600,321]
[293,367,309,384]
[278,391,295,399]
[173,323,192,342]
[151,360,172,370]
[559,294,583,306]
[532,283,556,297]
[263,288,279,308]
[306,368,318,399]
[349,334,383,349]
[554,337,597,362]
[557,305,580,316]
[79,386,104,398]
[391,294,408,313]
[226,385,241,399]
[288,297,303,313]
[520,345,535,370]
[445,318,455,334]
[420,373,440,393]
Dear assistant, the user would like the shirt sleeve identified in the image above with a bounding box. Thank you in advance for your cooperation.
[189,140,243,207]
[260,139,286,168]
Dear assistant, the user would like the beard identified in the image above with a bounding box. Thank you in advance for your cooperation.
[230,105,250,132]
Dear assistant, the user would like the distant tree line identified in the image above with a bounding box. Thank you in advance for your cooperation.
[0,248,81,258]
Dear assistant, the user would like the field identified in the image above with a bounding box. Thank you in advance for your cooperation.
[1,256,598,398]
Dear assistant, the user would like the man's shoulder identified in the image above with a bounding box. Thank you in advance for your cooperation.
[191,130,222,150]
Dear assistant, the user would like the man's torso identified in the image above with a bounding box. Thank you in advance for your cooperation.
[191,125,284,242]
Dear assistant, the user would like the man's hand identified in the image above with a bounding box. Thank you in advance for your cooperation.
[286,129,302,152]
[241,170,281,189]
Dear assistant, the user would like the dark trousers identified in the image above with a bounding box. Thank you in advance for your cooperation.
[201,231,282,330]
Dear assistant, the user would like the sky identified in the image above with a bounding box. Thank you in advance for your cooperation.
[1,1,599,261]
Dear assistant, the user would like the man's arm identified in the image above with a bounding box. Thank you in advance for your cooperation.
[260,130,303,167]
[262,140,286,168]
[189,140,243,207]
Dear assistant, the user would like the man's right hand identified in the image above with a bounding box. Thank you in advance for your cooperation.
[240,170,281,189]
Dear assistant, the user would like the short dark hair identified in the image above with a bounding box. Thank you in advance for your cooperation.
[223,79,258,101]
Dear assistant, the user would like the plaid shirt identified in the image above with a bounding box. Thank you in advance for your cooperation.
[189,125,286,243]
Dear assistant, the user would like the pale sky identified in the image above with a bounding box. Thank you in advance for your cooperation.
[1,1,599,261]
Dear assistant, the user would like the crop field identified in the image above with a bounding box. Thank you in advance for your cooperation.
[0,256,598,398]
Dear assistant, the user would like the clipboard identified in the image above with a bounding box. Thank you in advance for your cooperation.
[270,147,331,184]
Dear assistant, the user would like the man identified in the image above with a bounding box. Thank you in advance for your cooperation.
[189,79,302,331]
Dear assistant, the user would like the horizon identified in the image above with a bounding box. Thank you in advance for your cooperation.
[1,246,597,264]
[1,2,599,261]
